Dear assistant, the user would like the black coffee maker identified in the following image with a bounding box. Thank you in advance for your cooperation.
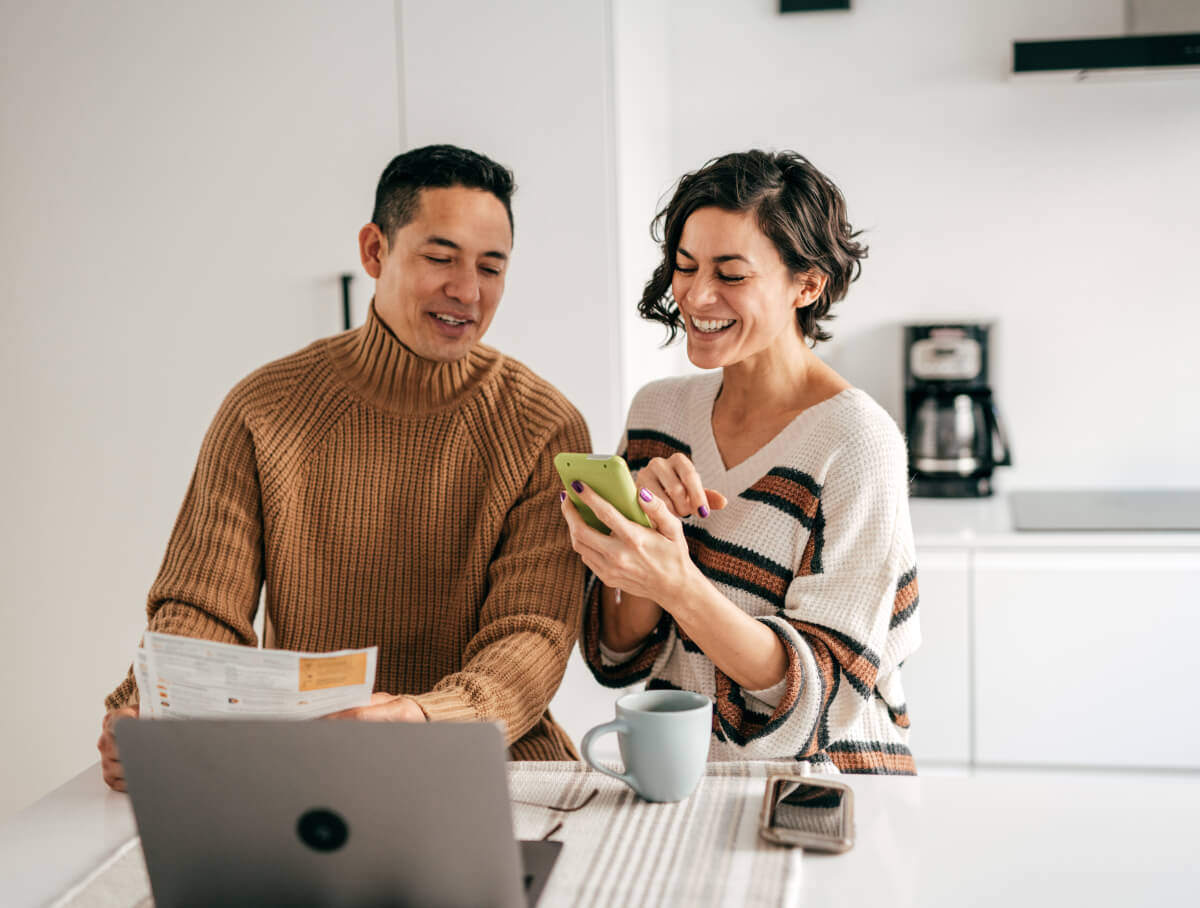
[904,323,1011,497]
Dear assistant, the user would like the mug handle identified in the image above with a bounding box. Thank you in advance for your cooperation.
[580,719,636,788]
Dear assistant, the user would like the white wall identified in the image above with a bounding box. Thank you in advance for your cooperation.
[398,0,625,452]
[612,0,691,417]
[666,0,1200,490]
[0,0,401,817]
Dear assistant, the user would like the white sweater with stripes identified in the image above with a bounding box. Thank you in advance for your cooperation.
[581,374,921,774]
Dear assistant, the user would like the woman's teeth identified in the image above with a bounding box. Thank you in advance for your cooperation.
[690,316,735,334]
[434,314,468,325]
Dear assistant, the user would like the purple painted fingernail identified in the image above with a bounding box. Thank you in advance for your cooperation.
[698,505,710,518]
[559,491,567,502]
[639,488,653,502]
[571,480,584,494]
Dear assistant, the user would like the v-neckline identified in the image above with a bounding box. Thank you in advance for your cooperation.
[687,371,858,499]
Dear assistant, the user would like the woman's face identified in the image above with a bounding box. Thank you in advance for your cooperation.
[671,206,815,371]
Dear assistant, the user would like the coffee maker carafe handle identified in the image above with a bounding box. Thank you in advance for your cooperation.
[985,399,1012,467]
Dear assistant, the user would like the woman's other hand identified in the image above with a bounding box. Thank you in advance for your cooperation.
[636,453,727,519]
[560,481,701,609]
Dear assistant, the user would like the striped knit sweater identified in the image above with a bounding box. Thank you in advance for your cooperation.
[582,374,921,774]
[107,304,590,760]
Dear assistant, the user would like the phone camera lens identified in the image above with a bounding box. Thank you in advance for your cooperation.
[297,808,349,852]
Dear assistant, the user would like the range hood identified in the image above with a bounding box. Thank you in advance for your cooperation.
[1013,0,1200,79]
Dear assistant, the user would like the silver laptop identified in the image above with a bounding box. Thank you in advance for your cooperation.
[115,719,560,908]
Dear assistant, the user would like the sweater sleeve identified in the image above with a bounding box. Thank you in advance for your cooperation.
[709,420,921,765]
[578,387,680,686]
[105,387,264,710]
[411,408,591,743]
[580,576,676,686]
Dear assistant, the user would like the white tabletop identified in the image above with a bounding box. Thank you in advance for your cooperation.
[3,763,1198,907]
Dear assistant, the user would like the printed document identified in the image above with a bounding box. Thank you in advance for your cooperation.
[134,631,377,719]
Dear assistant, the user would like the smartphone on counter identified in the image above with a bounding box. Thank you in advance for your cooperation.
[554,453,653,535]
[758,773,855,853]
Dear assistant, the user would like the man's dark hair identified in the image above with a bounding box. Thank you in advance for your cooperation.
[638,149,867,346]
[371,144,516,240]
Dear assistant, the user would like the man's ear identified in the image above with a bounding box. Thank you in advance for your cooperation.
[792,269,828,310]
[358,223,387,279]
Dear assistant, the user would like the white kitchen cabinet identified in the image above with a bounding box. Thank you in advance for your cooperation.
[902,548,972,766]
[973,549,1200,769]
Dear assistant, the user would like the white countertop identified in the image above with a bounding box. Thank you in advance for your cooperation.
[910,495,1200,549]
[4,763,1199,907]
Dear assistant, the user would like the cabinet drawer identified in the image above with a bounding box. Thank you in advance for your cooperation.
[974,550,1200,769]
[903,549,970,765]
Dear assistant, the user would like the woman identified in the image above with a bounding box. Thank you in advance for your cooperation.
[560,150,919,774]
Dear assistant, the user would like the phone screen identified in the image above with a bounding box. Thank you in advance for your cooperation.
[762,777,853,850]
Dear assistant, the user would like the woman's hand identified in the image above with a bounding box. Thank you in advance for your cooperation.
[636,453,728,519]
[560,481,701,610]
[561,480,789,693]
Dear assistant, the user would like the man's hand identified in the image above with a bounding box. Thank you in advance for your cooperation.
[97,705,139,792]
[324,692,427,722]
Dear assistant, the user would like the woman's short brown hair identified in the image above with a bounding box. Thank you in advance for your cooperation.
[638,150,867,345]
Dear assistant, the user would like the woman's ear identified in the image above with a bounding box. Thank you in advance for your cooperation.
[358,223,387,279]
[792,269,828,310]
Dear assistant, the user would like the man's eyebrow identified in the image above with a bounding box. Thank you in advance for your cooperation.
[425,235,509,261]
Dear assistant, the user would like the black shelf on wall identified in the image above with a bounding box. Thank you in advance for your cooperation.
[780,1,850,11]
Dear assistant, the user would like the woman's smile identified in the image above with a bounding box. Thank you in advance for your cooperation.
[688,315,737,335]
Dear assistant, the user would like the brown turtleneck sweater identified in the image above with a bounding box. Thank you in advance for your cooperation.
[106,305,590,760]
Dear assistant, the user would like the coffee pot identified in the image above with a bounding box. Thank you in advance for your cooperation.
[904,324,1011,497]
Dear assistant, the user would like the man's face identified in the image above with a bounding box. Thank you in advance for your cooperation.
[360,186,513,362]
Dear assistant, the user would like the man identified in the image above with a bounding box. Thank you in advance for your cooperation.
[98,145,590,790]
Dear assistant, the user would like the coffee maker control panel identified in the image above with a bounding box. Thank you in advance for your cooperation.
[909,336,981,382]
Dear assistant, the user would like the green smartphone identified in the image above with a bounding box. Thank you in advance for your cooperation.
[554,453,653,535]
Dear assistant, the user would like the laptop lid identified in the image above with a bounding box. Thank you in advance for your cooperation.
[115,719,533,908]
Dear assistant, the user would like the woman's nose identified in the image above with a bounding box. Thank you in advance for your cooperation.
[683,272,717,306]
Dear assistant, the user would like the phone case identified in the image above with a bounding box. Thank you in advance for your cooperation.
[758,773,855,853]
[554,453,653,535]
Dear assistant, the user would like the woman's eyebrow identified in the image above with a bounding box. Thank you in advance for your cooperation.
[676,247,752,266]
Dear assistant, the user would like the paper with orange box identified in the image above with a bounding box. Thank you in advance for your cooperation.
[134,631,377,719]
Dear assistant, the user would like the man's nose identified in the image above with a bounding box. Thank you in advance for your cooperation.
[445,265,481,305]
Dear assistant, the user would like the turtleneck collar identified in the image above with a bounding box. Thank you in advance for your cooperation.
[325,302,502,415]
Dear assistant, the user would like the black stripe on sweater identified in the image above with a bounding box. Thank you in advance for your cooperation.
[646,678,682,691]
[827,740,913,756]
[682,524,792,610]
[740,467,823,524]
[624,429,692,471]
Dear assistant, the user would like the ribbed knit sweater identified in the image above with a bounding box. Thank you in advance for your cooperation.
[582,374,921,774]
[107,305,590,760]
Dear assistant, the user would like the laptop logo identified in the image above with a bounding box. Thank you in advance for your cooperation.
[297,808,349,852]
